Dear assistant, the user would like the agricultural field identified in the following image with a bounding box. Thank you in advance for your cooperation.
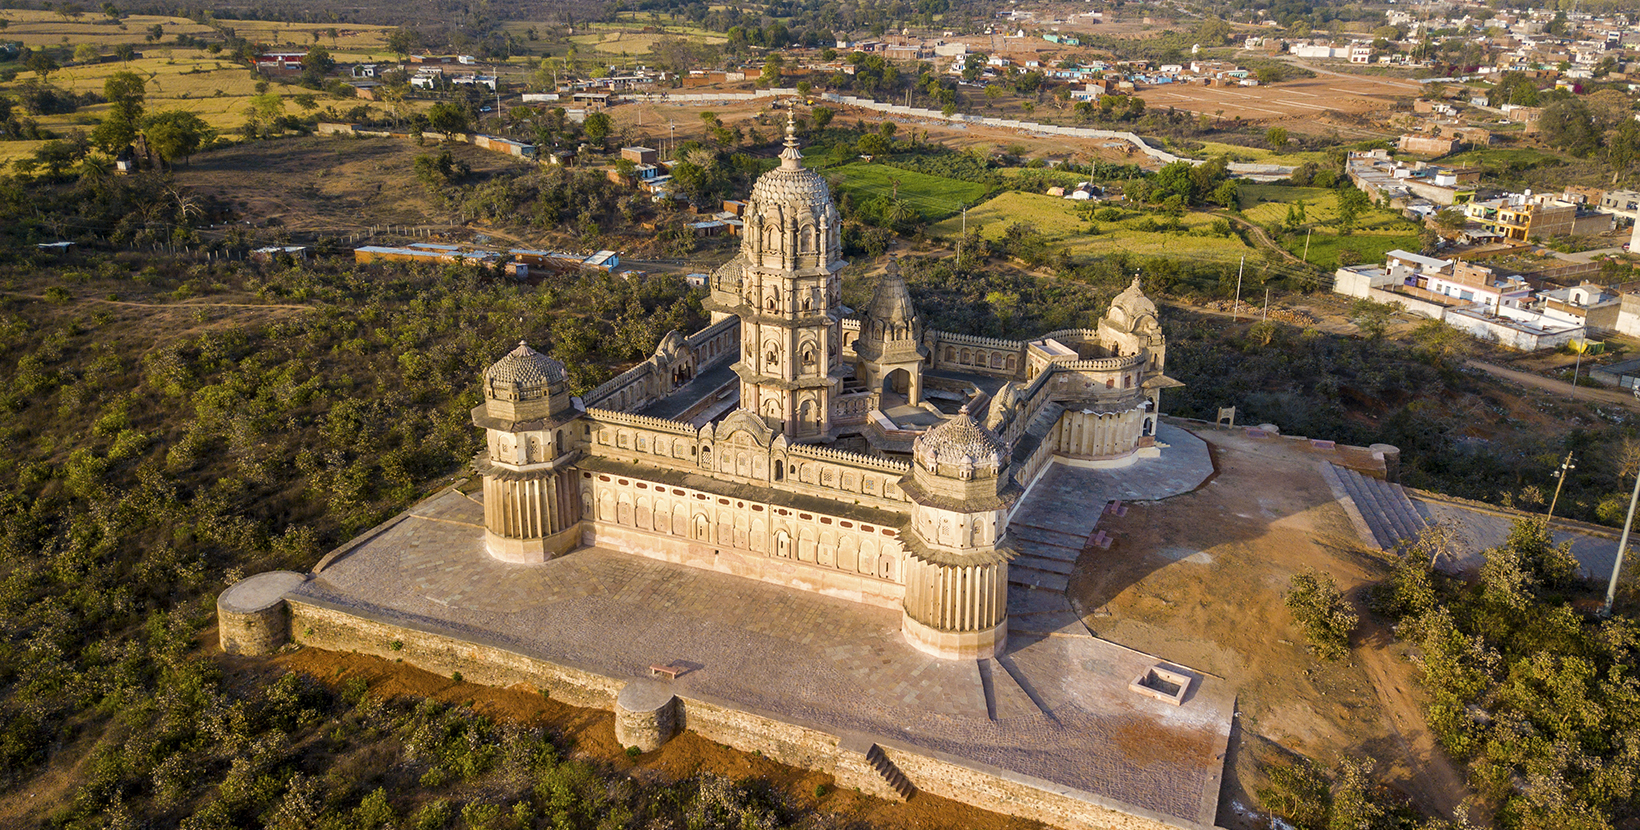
[929,191,1257,264]
[0,10,396,56]
[1240,184,1423,269]
[0,12,410,169]
[1184,140,1328,167]
[826,161,992,221]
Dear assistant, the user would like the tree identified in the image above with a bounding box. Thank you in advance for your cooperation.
[812,106,834,132]
[145,22,162,42]
[1210,180,1240,209]
[92,70,145,151]
[243,93,286,138]
[1266,126,1289,148]
[1433,208,1466,235]
[1284,569,1357,660]
[143,110,214,167]
[856,132,890,156]
[583,111,612,146]
[73,43,99,64]
[1539,98,1598,157]
[24,48,59,79]
[427,102,471,136]
[1336,188,1370,235]
[386,27,419,58]
[1584,89,1633,133]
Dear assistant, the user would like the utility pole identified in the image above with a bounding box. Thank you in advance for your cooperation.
[1546,451,1575,525]
[1263,287,1270,321]
[1233,255,1244,321]
[1605,466,1640,617]
[957,204,968,267]
[1302,227,1312,263]
[1570,339,1587,401]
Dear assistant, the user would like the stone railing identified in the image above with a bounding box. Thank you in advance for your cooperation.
[789,439,911,474]
[830,391,878,426]
[584,407,700,437]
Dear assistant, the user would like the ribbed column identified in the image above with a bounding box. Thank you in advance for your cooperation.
[482,467,580,564]
[901,552,1008,659]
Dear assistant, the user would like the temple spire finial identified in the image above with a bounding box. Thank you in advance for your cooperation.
[778,101,803,170]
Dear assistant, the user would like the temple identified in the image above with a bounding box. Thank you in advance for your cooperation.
[220,114,1234,830]
[468,114,1182,659]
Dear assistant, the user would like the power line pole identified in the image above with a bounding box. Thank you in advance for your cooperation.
[1302,227,1312,263]
[1233,255,1244,321]
[1546,451,1576,525]
[1605,466,1640,617]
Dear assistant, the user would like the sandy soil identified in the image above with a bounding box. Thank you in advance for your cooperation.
[176,136,532,234]
[1067,426,1474,826]
[1137,73,1417,123]
[264,648,1048,830]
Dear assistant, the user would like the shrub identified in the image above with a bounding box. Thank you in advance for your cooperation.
[1285,569,1358,660]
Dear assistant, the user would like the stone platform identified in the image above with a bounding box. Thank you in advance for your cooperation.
[280,429,1230,830]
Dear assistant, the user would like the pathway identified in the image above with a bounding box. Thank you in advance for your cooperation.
[1465,360,1640,412]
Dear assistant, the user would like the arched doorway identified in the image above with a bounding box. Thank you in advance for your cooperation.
[883,368,911,396]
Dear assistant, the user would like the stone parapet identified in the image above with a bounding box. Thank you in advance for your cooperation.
[614,680,678,752]
[217,571,307,655]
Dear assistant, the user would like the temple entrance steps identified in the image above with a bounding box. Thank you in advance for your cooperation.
[865,744,917,800]
[1321,462,1428,551]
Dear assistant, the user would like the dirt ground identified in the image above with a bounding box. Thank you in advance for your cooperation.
[611,97,1155,168]
[1137,73,1418,123]
[1069,425,1475,827]
[176,136,533,235]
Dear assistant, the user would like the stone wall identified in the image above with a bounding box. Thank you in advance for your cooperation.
[878,742,1209,830]
[282,599,1213,830]
[287,600,622,710]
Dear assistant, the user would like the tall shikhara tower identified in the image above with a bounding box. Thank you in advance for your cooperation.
[706,110,848,440]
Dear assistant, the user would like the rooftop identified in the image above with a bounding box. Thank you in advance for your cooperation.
[285,426,1229,827]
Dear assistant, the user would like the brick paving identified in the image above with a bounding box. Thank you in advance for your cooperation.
[287,423,1230,826]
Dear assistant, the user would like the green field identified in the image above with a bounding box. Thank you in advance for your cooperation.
[826,162,993,221]
[1238,184,1422,269]
[929,191,1257,264]
[1181,140,1326,167]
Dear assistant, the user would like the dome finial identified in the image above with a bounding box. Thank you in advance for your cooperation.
[778,101,803,170]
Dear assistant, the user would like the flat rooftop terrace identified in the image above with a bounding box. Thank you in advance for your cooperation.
[286,429,1230,828]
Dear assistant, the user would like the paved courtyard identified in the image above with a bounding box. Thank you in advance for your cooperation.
[289,429,1230,826]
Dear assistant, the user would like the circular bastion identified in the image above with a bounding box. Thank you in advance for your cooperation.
[217,571,307,656]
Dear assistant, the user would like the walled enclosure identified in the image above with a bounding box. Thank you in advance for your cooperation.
[282,599,1217,830]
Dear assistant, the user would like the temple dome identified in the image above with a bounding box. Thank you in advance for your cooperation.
[913,407,1005,478]
[746,109,832,217]
[485,341,566,395]
[747,165,832,215]
[1105,275,1159,333]
[864,258,918,325]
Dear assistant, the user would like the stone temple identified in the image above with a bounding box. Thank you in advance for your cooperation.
[220,118,1235,830]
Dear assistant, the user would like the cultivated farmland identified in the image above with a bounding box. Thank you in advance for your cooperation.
[930,191,1257,264]
[825,162,993,221]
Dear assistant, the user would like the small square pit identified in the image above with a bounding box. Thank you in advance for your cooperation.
[1129,665,1191,706]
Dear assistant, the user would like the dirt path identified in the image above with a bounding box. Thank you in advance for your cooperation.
[1465,359,1640,412]
[1215,212,1309,267]
[1351,616,1475,822]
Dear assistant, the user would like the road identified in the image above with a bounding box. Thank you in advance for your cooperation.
[1465,359,1640,411]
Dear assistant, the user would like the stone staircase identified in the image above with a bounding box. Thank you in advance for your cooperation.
[865,744,917,800]
[1321,462,1427,551]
